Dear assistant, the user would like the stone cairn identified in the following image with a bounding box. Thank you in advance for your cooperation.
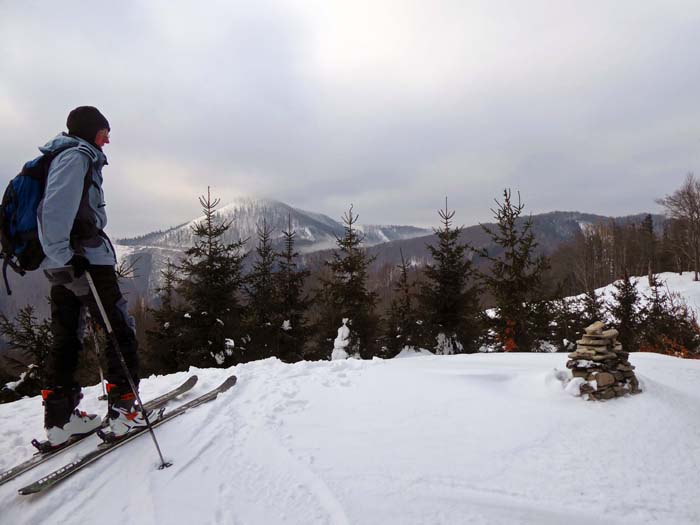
[566,321,641,400]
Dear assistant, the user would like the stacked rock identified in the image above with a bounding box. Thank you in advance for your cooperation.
[566,321,641,400]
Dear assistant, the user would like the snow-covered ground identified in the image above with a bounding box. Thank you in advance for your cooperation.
[1,352,699,524]
[2,271,700,524]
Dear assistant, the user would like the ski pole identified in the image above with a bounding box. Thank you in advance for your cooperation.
[87,314,108,401]
[85,270,172,470]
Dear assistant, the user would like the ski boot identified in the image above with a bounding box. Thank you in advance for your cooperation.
[43,387,102,448]
[104,385,153,440]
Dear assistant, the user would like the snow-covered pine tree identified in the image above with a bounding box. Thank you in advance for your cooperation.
[275,215,310,362]
[607,269,642,352]
[384,249,421,357]
[176,188,247,367]
[243,217,280,361]
[419,199,483,354]
[475,189,550,352]
[146,259,182,373]
[318,205,379,359]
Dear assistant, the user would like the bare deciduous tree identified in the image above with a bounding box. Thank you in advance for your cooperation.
[656,173,700,280]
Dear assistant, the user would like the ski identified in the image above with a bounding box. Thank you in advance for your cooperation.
[18,375,237,495]
[0,375,198,488]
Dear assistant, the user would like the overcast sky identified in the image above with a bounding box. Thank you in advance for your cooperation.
[1,1,699,238]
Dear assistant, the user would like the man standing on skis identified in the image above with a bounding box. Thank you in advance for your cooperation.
[38,106,148,447]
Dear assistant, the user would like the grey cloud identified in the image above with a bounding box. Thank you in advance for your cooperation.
[1,1,699,237]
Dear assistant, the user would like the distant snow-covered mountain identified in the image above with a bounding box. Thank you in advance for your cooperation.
[115,197,430,298]
[118,197,429,253]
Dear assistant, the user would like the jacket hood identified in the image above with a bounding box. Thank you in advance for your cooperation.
[39,133,108,165]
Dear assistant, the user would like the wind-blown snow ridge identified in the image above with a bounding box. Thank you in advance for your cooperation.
[1,351,699,524]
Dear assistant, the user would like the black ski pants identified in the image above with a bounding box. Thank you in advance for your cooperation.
[44,265,139,394]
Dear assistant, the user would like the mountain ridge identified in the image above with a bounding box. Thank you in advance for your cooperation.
[0,198,666,322]
[117,196,431,252]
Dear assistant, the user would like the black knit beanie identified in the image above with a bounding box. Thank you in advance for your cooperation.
[66,106,110,146]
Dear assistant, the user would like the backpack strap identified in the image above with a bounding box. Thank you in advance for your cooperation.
[1,255,25,295]
[2,259,10,295]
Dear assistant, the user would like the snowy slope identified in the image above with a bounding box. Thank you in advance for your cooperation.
[1,352,700,524]
[594,271,700,319]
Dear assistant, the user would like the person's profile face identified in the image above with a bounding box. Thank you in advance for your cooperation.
[95,128,110,148]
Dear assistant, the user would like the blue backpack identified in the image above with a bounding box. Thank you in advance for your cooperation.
[0,145,86,294]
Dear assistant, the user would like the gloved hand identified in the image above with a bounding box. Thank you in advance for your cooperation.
[67,254,90,278]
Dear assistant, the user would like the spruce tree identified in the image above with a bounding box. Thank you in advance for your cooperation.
[319,205,378,359]
[574,287,604,334]
[0,306,107,401]
[475,189,550,352]
[385,249,421,357]
[0,306,52,385]
[146,259,182,373]
[276,215,311,362]
[549,296,579,352]
[640,275,671,351]
[419,199,482,354]
[176,188,247,367]
[306,274,336,360]
[607,270,642,352]
[543,286,605,352]
[243,218,279,361]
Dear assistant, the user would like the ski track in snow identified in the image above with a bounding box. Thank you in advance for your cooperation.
[1,355,700,524]
[222,366,351,525]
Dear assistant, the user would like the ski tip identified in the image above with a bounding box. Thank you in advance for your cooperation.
[18,485,39,496]
[211,375,237,397]
[221,375,237,390]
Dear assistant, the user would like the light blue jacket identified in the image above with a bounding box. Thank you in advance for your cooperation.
[37,133,117,268]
